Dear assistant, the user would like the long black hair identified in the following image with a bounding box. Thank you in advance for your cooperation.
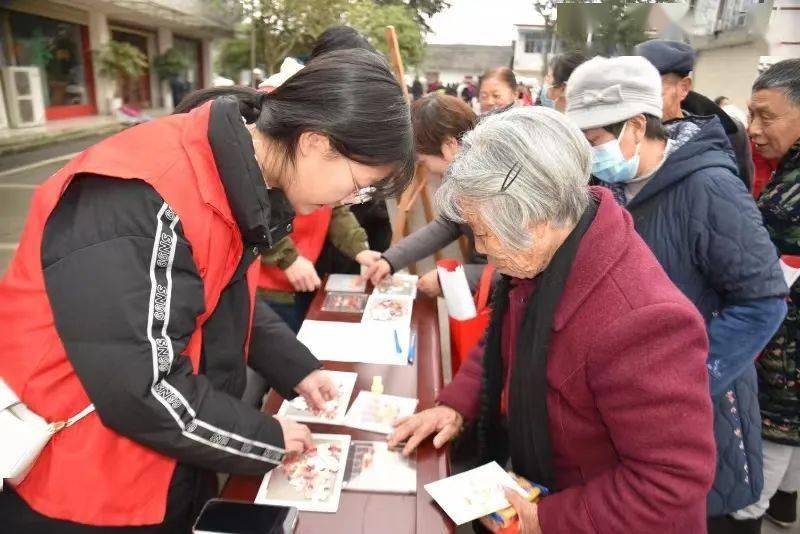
[174,49,414,197]
[309,25,375,61]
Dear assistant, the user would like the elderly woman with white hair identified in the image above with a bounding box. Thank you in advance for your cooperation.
[388,107,716,532]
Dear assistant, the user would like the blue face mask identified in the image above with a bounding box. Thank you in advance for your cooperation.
[539,84,556,108]
[591,123,641,184]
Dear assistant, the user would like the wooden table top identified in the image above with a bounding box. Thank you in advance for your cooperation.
[222,288,455,534]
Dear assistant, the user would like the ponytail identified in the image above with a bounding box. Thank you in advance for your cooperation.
[174,86,264,124]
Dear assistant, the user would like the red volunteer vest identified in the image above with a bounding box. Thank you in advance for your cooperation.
[258,207,332,292]
[0,102,260,526]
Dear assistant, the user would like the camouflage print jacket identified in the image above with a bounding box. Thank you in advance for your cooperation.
[757,139,800,446]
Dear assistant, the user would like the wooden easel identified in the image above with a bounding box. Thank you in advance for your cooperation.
[384,26,440,274]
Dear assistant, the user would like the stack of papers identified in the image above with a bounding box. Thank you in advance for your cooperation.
[343,440,416,494]
[325,274,367,293]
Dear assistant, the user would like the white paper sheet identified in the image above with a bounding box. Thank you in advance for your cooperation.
[277,370,357,425]
[343,440,416,494]
[424,462,528,526]
[437,264,477,320]
[343,391,418,435]
[361,294,414,329]
[297,320,410,365]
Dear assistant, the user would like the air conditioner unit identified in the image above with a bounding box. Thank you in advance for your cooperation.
[0,76,8,130]
[1,66,46,128]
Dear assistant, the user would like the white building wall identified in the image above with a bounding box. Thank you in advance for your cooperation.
[767,0,800,59]
[694,43,765,110]
[87,11,113,115]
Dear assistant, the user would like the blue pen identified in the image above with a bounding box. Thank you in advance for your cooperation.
[393,329,402,354]
[407,332,417,365]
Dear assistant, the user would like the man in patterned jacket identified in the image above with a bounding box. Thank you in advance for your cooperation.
[733,58,800,531]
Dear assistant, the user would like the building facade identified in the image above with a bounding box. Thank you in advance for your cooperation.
[0,0,234,128]
[512,23,561,83]
[419,44,513,86]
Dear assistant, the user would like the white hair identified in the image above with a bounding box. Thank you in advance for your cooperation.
[436,106,592,250]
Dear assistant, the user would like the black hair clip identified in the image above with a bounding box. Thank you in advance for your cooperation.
[500,162,521,192]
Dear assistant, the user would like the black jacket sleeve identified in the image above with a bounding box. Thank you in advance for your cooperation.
[42,176,286,476]
[248,300,321,399]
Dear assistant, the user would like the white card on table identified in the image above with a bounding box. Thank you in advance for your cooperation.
[343,440,416,494]
[343,391,418,435]
[276,370,357,425]
[424,462,529,526]
[374,274,418,299]
[325,274,367,293]
[255,433,351,513]
[297,320,409,365]
[361,295,413,328]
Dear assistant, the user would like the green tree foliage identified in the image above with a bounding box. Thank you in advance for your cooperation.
[348,3,425,68]
[556,1,656,57]
[216,0,434,79]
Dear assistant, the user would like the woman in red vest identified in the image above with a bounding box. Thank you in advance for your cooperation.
[0,49,414,532]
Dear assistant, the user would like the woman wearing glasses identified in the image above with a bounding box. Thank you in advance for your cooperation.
[0,49,414,532]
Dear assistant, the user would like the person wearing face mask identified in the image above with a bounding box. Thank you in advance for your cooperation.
[0,49,414,532]
[635,39,754,192]
[566,55,788,534]
[478,67,518,113]
[540,52,587,112]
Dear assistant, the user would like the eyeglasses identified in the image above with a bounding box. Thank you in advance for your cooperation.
[340,159,377,206]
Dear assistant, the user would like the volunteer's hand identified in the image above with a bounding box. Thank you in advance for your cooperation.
[355,250,382,268]
[274,416,312,455]
[504,488,542,534]
[361,258,393,286]
[417,269,442,298]
[387,405,463,456]
[284,256,321,292]
[293,370,338,412]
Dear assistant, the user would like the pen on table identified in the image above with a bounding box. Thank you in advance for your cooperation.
[407,332,417,365]
[393,328,402,354]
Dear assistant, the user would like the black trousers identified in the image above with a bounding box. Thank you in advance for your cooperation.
[0,467,215,534]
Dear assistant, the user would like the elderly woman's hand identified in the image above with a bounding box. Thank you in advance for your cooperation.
[361,258,393,286]
[387,405,463,456]
[503,489,542,534]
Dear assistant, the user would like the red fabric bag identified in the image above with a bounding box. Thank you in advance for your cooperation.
[437,259,494,375]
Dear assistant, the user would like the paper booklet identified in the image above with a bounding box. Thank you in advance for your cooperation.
[297,320,410,366]
[424,462,529,526]
[325,274,367,294]
[256,433,351,513]
[276,370,357,425]
[321,292,369,314]
[342,440,416,494]
[343,391,418,435]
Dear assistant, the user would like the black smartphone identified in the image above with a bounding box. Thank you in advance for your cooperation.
[193,499,298,534]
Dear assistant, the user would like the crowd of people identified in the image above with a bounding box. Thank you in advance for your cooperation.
[1,22,799,534]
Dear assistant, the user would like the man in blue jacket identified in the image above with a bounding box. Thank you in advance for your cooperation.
[565,55,788,534]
